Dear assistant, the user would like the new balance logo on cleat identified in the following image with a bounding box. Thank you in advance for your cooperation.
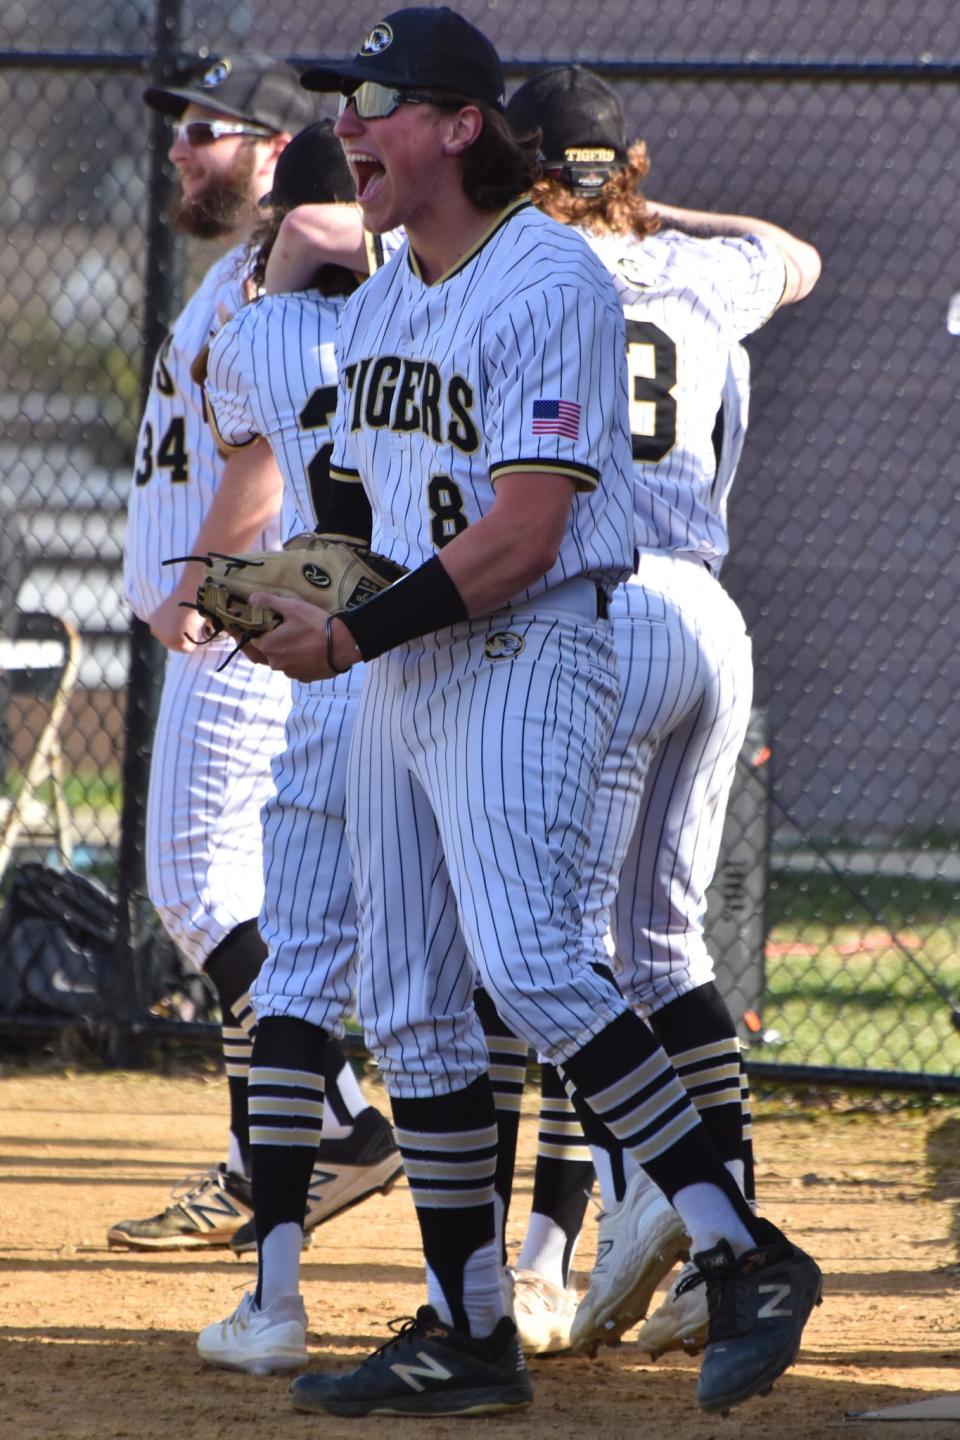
[288,1306,533,1417]
[390,1352,454,1392]
[107,1164,253,1250]
[190,1186,250,1232]
[693,1218,823,1415]
[757,1283,793,1319]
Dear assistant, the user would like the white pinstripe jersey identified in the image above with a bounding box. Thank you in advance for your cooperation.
[329,200,636,600]
[711,342,751,576]
[123,243,282,621]
[581,227,783,573]
[205,290,348,543]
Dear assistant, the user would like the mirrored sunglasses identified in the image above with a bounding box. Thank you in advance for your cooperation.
[171,118,274,147]
[337,82,444,121]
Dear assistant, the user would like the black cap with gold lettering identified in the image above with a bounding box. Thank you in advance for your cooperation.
[505,65,628,193]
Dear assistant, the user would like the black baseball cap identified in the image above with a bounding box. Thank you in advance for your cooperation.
[301,7,504,108]
[506,66,627,190]
[144,52,317,135]
[259,121,356,208]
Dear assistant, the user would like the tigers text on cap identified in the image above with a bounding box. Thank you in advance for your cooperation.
[144,52,316,134]
[506,65,628,185]
[260,121,356,209]
[300,7,504,108]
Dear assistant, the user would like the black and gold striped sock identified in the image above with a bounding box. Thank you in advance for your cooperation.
[391,1076,500,1335]
[247,1015,326,1305]
[474,988,529,1260]
[204,920,266,1174]
[522,1065,593,1285]
[561,1009,756,1232]
[649,983,746,1182]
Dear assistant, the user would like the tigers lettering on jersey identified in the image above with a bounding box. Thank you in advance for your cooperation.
[330,203,636,591]
[343,356,480,454]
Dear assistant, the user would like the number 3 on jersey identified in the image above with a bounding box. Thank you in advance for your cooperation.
[625,318,678,463]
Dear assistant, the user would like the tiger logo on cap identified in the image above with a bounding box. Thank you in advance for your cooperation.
[201,59,232,88]
[360,23,393,55]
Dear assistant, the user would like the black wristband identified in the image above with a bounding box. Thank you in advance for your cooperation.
[340,555,469,661]
[325,614,356,674]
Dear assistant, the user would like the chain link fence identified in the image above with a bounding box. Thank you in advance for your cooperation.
[2,1,959,1088]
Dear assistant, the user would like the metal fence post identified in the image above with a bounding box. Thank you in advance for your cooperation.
[108,0,185,1064]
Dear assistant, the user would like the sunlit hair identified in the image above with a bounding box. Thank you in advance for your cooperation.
[426,95,543,211]
[527,140,659,240]
[243,205,359,297]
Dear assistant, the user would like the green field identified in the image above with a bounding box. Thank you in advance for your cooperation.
[4,770,959,1083]
[755,870,960,1076]
[3,764,122,814]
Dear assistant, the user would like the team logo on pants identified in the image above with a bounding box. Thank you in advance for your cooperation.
[484,631,525,661]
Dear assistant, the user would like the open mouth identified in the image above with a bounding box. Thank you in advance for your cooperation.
[349,152,386,201]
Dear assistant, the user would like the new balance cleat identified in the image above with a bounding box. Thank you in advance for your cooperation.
[570,1170,689,1352]
[230,1106,403,1255]
[288,1305,533,1417]
[634,1259,708,1358]
[512,1269,578,1356]
[693,1218,823,1414]
[107,1164,252,1250]
[197,1290,308,1375]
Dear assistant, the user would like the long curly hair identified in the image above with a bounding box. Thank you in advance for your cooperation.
[528,141,659,241]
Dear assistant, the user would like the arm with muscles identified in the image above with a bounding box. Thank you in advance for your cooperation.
[149,436,284,650]
[648,200,821,305]
[249,469,577,682]
[264,203,367,294]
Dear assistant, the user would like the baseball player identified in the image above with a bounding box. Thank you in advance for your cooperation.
[243,7,821,1420]
[113,55,399,1254]
[194,119,414,1370]
[496,66,822,1358]
[194,123,536,1374]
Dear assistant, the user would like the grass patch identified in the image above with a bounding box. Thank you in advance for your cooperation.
[3,764,122,814]
[756,870,960,1075]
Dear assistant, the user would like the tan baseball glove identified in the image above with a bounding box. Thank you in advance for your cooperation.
[186,533,408,647]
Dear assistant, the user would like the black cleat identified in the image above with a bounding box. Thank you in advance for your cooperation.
[107,1164,252,1250]
[289,1305,534,1417]
[691,1218,822,1414]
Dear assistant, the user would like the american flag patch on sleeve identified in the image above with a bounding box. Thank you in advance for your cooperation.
[531,398,581,439]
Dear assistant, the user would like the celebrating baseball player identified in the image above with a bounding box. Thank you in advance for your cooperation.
[497,65,822,1362]
[116,55,399,1255]
[236,6,821,1420]
[192,119,417,1371]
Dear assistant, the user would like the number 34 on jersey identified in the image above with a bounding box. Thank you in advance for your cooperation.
[134,335,194,486]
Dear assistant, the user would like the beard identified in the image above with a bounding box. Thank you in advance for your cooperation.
[167,143,261,239]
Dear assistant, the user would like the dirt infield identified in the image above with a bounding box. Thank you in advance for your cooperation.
[2,1063,959,1440]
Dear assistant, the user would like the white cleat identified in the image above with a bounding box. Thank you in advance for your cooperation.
[634,1259,709,1358]
[512,1269,579,1356]
[197,1291,308,1375]
[570,1172,689,1353]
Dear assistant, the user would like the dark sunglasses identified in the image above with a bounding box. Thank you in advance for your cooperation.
[171,118,274,147]
[337,82,459,121]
